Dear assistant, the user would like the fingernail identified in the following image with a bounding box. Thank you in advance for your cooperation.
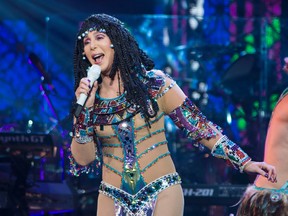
[265,173,269,178]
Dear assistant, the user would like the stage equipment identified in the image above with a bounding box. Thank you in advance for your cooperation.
[221,53,257,97]
[182,183,246,206]
[0,131,78,214]
[26,181,76,213]
[0,132,54,158]
[28,52,60,131]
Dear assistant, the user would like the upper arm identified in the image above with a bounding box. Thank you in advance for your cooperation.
[265,93,288,146]
[273,93,288,122]
[155,71,187,114]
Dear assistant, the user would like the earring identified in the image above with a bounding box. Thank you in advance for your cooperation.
[110,44,114,49]
[82,52,86,60]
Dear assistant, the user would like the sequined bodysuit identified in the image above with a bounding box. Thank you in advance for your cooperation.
[69,70,238,215]
[253,181,288,194]
[94,71,183,215]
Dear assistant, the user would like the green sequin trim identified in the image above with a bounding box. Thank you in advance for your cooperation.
[137,141,168,158]
[103,153,124,162]
[103,163,122,176]
[98,134,117,139]
[156,80,176,99]
[141,152,170,173]
[135,112,164,130]
[102,143,121,148]
[135,128,165,145]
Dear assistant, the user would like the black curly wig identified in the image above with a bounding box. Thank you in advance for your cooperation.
[73,14,159,122]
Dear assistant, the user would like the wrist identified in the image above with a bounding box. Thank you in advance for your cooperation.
[240,158,253,173]
[242,160,253,173]
[73,107,95,144]
[211,135,252,173]
[73,123,94,143]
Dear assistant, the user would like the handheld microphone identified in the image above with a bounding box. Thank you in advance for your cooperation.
[74,65,101,118]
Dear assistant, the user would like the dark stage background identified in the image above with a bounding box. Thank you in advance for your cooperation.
[0,0,287,215]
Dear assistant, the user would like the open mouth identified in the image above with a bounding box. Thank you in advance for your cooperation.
[92,54,104,64]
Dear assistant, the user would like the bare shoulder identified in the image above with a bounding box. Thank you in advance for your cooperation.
[152,69,165,76]
[151,69,171,81]
[273,89,288,119]
[149,69,175,87]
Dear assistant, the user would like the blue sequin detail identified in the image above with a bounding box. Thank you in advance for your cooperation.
[99,173,181,216]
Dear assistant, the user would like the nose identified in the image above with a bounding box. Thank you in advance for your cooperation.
[90,45,96,51]
[90,40,97,51]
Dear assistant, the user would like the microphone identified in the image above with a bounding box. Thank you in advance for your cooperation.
[74,65,101,118]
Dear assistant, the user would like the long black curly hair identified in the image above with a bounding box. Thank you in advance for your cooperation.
[73,14,159,122]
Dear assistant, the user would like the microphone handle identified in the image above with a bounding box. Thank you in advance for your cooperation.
[74,104,84,118]
[74,93,88,118]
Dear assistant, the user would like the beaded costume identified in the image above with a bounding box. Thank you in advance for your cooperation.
[253,181,288,194]
[70,70,251,215]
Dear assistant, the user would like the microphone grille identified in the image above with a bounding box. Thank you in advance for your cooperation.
[87,65,101,82]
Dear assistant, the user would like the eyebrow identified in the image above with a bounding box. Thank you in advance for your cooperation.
[83,31,107,42]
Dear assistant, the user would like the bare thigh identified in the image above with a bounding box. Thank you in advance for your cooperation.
[96,184,184,216]
[97,193,115,216]
[153,184,184,216]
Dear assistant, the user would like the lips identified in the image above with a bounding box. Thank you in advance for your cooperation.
[92,54,104,64]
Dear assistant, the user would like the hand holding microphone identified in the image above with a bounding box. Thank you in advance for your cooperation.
[74,65,101,118]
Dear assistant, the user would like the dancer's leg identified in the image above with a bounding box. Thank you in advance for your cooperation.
[153,184,184,216]
[97,193,116,216]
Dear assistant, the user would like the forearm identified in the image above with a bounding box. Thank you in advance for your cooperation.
[198,124,222,149]
[71,107,96,165]
[69,106,101,176]
[168,97,251,172]
[210,135,251,172]
[168,97,222,145]
[71,139,96,165]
